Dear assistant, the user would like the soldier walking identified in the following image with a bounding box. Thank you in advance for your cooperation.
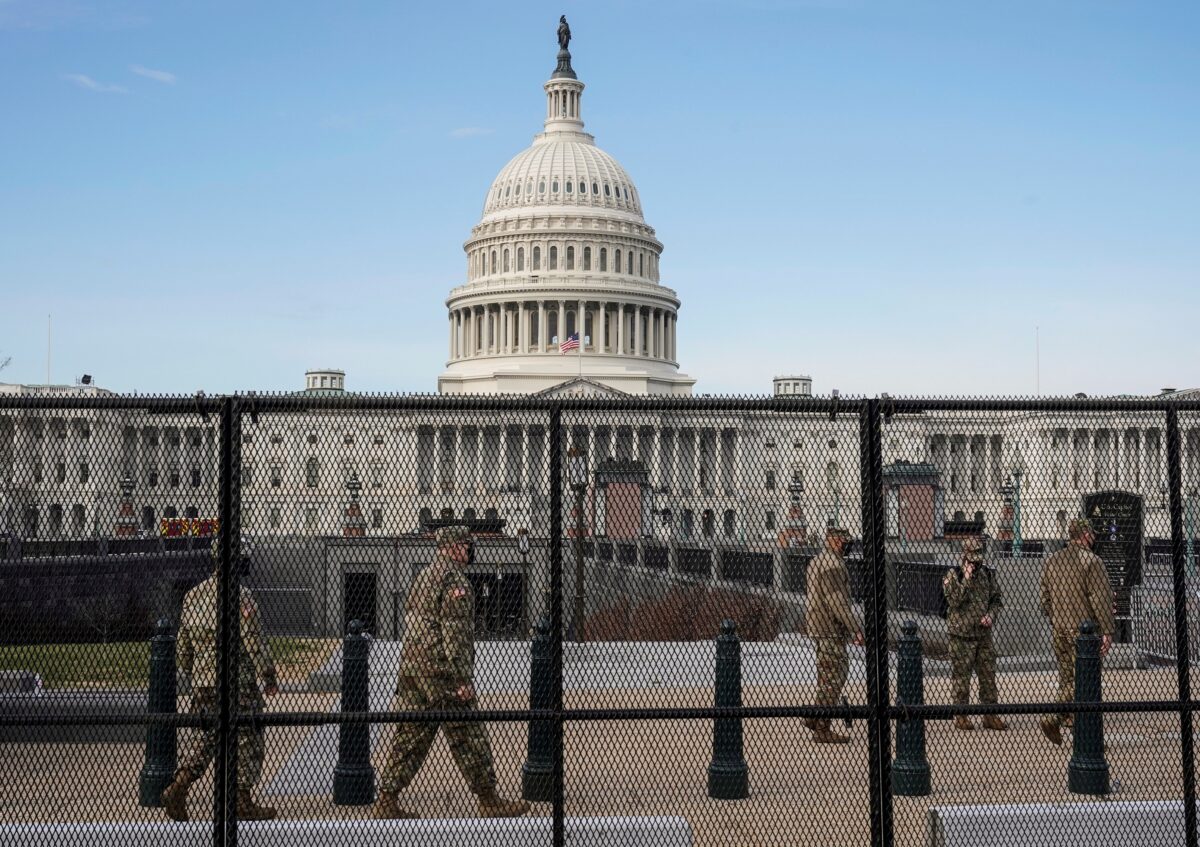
[804,526,864,744]
[1037,517,1115,746]
[161,543,278,822]
[943,537,1007,731]
[373,525,530,819]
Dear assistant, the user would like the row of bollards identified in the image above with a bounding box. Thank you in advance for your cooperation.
[136,615,1113,807]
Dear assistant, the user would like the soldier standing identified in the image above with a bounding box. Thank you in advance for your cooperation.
[162,543,278,821]
[943,537,1007,731]
[804,526,863,744]
[1037,517,1115,746]
[373,525,530,819]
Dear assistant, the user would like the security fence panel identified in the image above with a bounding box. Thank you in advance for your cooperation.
[881,399,1196,847]
[235,398,553,838]
[0,397,221,844]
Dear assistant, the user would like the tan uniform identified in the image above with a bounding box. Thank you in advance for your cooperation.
[176,573,276,789]
[807,550,861,707]
[1039,542,1115,726]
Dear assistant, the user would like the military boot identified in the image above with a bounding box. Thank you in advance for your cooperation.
[981,715,1008,731]
[478,788,531,818]
[161,769,196,822]
[812,720,850,744]
[953,716,975,731]
[236,789,276,821]
[371,791,419,820]
[1039,717,1062,746]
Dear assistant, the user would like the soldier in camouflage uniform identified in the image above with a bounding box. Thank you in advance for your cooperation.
[943,537,1007,731]
[1037,517,1115,746]
[804,526,863,744]
[161,543,278,822]
[373,525,530,820]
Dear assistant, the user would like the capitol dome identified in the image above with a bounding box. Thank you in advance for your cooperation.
[438,26,693,396]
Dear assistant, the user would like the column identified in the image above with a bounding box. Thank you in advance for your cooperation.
[599,302,607,353]
[472,429,483,493]
[448,313,454,359]
[634,306,643,356]
[521,426,531,492]
[617,303,625,354]
[538,301,547,352]
[647,309,656,359]
[558,299,566,344]
[652,428,663,490]
[519,302,527,354]
[485,305,494,354]
[660,311,667,358]
[454,427,464,489]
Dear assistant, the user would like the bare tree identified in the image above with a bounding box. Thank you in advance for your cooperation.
[71,585,129,644]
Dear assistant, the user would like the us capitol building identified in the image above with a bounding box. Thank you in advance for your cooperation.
[2,24,1197,637]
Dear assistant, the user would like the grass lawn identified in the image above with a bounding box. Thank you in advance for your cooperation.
[0,638,338,689]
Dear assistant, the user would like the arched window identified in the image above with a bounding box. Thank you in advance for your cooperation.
[504,185,510,197]
[953,510,966,521]
[515,183,521,196]
[164,506,178,519]
[639,253,644,277]
[615,249,622,273]
[533,246,541,270]
[306,457,320,488]
[565,181,573,194]
[592,182,599,195]
[531,311,539,345]
[185,506,199,519]
[503,249,510,272]
[49,504,63,535]
[142,506,155,531]
[702,509,715,539]
[723,509,736,537]
[517,247,525,271]
[566,246,575,270]
[71,504,85,533]
[490,250,497,274]
[627,252,634,275]
[599,248,607,272]
[549,246,558,270]
[583,246,591,271]
[578,181,586,194]
[682,510,694,538]
[604,184,611,197]
[463,507,477,521]
[539,180,546,193]
[552,179,559,193]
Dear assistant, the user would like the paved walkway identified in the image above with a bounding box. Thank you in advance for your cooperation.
[265,638,850,796]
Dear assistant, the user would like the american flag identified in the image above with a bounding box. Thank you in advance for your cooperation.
[559,332,580,354]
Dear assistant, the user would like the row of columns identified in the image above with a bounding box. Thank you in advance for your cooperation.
[448,301,678,362]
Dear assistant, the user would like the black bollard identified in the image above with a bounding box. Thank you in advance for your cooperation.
[333,619,376,805]
[1068,620,1110,795]
[707,619,749,799]
[138,618,178,807]
[892,620,931,796]
[521,615,554,802]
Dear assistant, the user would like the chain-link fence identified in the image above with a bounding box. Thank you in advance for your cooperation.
[0,394,1196,846]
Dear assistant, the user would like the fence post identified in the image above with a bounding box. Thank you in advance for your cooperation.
[522,615,554,801]
[707,619,749,799]
[333,619,375,804]
[138,618,178,806]
[214,395,239,844]
[547,404,566,847]
[1067,620,1109,795]
[1166,405,1199,847]
[891,621,930,796]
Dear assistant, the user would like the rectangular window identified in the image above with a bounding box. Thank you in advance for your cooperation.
[950,473,958,493]
[33,461,43,484]
[765,470,776,491]
[371,509,383,529]
[371,463,384,489]
[270,464,282,488]
[55,462,66,484]
[190,468,202,488]
[169,470,181,488]
[765,511,776,531]
[242,464,253,488]
[148,469,159,487]
[305,508,317,530]
[269,508,281,528]
[78,462,89,484]
[373,433,385,446]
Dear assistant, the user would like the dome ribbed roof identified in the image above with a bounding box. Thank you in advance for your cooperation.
[482,139,643,219]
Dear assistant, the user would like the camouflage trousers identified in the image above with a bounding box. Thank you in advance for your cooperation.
[813,638,849,707]
[379,675,497,796]
[1050,630,1077,728]
[179,686,265,791]
[948,633,998,705]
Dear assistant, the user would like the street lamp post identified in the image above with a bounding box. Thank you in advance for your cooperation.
[1011,467,1023,559]
[568,449,588,642]
[1187,489,1198,578]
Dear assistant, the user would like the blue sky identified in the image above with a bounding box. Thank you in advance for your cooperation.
[1,0,1196,397]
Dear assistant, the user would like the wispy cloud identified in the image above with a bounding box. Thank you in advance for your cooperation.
[449,127,493,139]
[61,73,127,93]
[129,64,175,84]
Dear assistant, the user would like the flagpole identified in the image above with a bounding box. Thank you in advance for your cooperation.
[578,330,583,379]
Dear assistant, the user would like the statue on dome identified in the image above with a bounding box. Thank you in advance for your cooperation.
[557,15,571,51]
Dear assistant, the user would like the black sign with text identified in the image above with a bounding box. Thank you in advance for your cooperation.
[1082,490,1144,587]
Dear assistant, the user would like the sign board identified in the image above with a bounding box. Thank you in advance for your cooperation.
[159,518,219,537]
[1082,491,1144,587]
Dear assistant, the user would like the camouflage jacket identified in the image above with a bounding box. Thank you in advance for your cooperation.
[943,565,1002,639]
[1040,542,1116,637]
[177,573,276,691]
[399,553,475,684]
[806,550,860,640]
